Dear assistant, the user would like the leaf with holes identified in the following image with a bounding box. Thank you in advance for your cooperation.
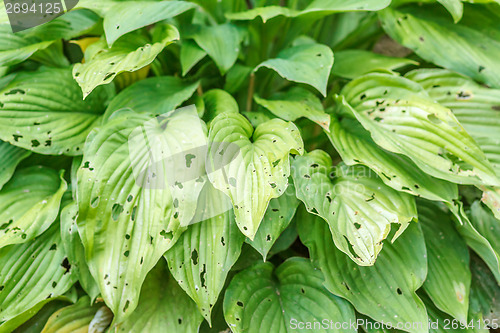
[223,257,356,333]
[73,25,179,98]
[340,73,500,186]
[165,183,244,324]
[117,260,204,332]
[255,43,334,96]
[0,224,77,323]
[292,150,417,265]
[298,211,428,332]
[0,166,66,249]
[246,183,299,260]
[207,112,303,239]
[254,87,330,131]
[0,67,112,155]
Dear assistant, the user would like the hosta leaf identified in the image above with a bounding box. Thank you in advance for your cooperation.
[418,200,470,323]
[41,296,110,333]
[0,9,99,67]
[254,87,330,131]
[437,0,464,23]
[0,67,112,156]
[165,183,244,324]
[480,186,500,220]
[207,112,304,239]
[0,225,77,323]
[103,1,196,46]
[189,24,244,75]
[77,108,209,323]
[60,203,99,301]
[470,255,500,325]
[291,150,417,265]
[0,140,30,190]
[255,43,334,96]
[226,0,391,21]
[202,89,239,124]
[223,257,356,333]
[246,184,299,260]
[379,5,500,88]
[332,50,418,79]
[0,166,66,249]
[298,212,428,333]
[104,76,199,120]
[328,104,458,203]
[9,301,70,333]
[114,261,204,333]
[180,40,207,76]
[73,25,179,98]
[340,73,500,186]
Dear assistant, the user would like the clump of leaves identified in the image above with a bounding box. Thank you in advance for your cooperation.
[0,0,499,332]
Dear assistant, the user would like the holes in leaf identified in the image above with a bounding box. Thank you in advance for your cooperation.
[178,318,182,325]
[175,181,183,189]
[456,91,472,100]
[272,159,281,167]
[0,286,4,292]
[104,73,115,81]
[269,182,277,188]
[221,237,225,246]
[49,244,57,251]
[478,65,485,73]
[131,206,137,221]
[301,288,306,294]
[12,134,22,142]
[111,203,124,221]
[266,234,271,241]
[200,264,206,288]
[185,154,196,167]
[191,249,199,265]
[160,230,171,239]
[397,288,402,295]
[127,195,133,202]
[123,300,130,313]
[173,198,178,208]
[44,140,51,146]
[61,258,71,274]
[124,251,129,257]
[5,89,25,95]
[341,282,350,291]
[354,223,361,230]
[31,140,40,147]
[52,281,57,288]
[91,197,99,208]
[427,114,442,124]
[237,301,244,307]
[492,105,500,111]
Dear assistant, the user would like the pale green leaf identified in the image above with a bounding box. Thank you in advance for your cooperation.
[77,108,210,323]
[255,43,333,96]
[246,183,299,260]
[328,107,458,203]
[0,225,77,323]
[190,24,244,75]
[379,5,500,88]
[298,212,428,333]
[73,26,179,98]
[41,297,110,333]
[202,89,239,125]
[165,183,244,324]
[292,150,417,265]
[180,40,207,76]
[113,261,204,333]
[0,166,66,249]
[340,73,500,186]
[419,200,470,323]
[103,1,196,46]
[223,257,356,333]
[104,76,199,120]
[0,67,112,156]
[332,50,418,79]
[0,140,30,191]
[254,87,330,131]
[480,186,500,220]
[207,112,303,239]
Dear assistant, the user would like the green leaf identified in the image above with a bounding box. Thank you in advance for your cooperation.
[223,257,356,333]
[292,150,417,265]
[226,0,391,21]
[73,26,179,98]
[9,301,70,333]
[0,140,30,191]
[437,0,464,23]
[104,76,199,120]
[60,203,100,302]
[0,224,77,323]
[115,261,204,333]
[207,112,304,239]
[202,89,239,124]
[103,1,196,46]
[340,73,500,186]
[165,183,244,324]
[190,24,244,75]
[77,108,210,323]
[180,40,207,76]
[328,103,458,203]
[418,200,470,323]
[0,67,112,156]
[255,43,333,96]
[470,255,500,325]
[332,50,418,79]
[379,5,500,88]
[254,87,330,131]
[0,9,99,67]
[224,64,253,94]
[298,212,428,333]
[480,186,500,220]
[246,183,299,260]
[40,296,110,333]
[0,166,67,249]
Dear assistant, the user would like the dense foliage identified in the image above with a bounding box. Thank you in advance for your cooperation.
[0,0,499,332]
